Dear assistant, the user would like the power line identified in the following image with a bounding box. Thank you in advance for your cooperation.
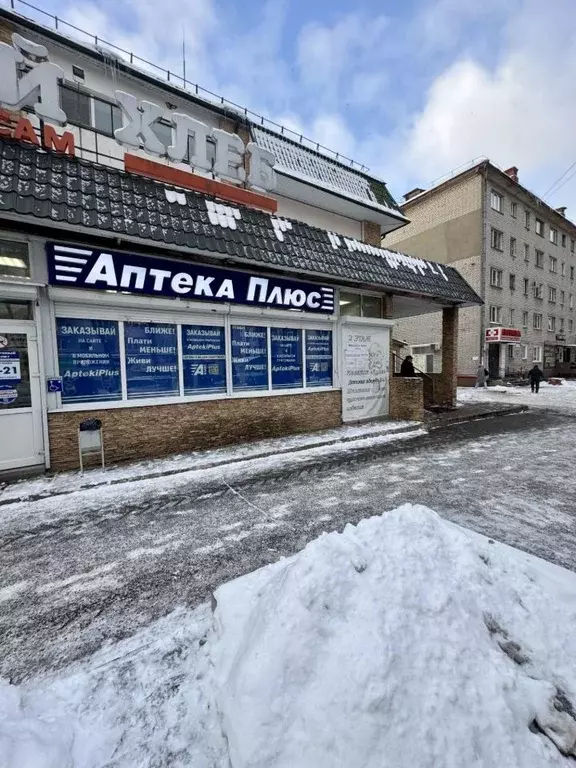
[546,166,576,201]
[543,160,576,199]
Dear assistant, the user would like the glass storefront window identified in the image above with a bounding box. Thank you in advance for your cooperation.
[181,324,226,395]
[0,239,30,280]
[231,325,268,391]
[0,333,31,410]
[0,300,33,320]
[125,322,179,399]
[56,318,122,403]
[339,291,361,316]
[271,328,303,389]
[362,295,383,318]
[305,330,333,387]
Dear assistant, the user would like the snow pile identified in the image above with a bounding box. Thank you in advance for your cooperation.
[213,505,576,767]
[3,506,576,767]
[459,380,576,412]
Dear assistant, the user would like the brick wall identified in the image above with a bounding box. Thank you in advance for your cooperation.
[389,377,424,421]
[362,220,381,246]
[0,19,13,44]
[48,391,342,471]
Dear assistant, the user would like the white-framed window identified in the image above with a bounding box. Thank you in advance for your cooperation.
[550,227,558,245]
[507,344,514,361]
[54,311,335,409]
[525,210,531,230]
[491,228,504,251]
[491,190,503,213]
[535,250,544,268]
[562,262,566,277]
[490,267,503,287]
[533,282,543,299]
[0,238,30,280]
[536,218,545,237]
[489,305,502,323]
[511,202,517,218]
[571,294,575,310]
[523,278,529,296]
[550,256,558,273]
[521,344,528,360]
[533,345,542,363]
[560,317,565,332]
[509,308,515,325]
[548,316,556,332]
[562,233,567,248]
[549,286,557,303]
[509,273,516,291]
[570,319,574,332]
[509,237,516,258]
[524,243,530,262]
[339,292,384,318]
[522,311,528,328]
[533,313,542,330]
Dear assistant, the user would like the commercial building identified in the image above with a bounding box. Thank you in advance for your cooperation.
[385,161,576,382]
[0,7,480,475]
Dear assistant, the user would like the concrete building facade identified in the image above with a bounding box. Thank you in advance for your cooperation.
[385,161,576,381]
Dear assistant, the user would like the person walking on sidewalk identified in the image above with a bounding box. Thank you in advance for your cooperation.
[400,355,416,376]
[528,363,544,393]
[475,364,488,388]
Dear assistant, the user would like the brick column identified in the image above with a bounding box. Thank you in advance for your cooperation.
[362,220,381,246]
[436,306,459,406]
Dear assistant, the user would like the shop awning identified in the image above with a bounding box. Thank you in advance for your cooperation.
[0,138,482,311]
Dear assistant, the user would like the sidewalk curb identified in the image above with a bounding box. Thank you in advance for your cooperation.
[426,404,529,429]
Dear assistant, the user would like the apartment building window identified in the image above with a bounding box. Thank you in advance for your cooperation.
[523,278,529,296]
[562,262,566,277]
[570,294,575,310]
[525,210,531,230]
[509,273,516,291]
[561,290,565,305]
[491,228,504,251]
[522,311,529,328]
[509,308,515,326]
[524,243,530,262]
[535,250,544,268]
[550,227,558,245]
[571,266,575,280]
[562,233,567,248]
[560,318,565,332]
[509,237,516,258]
[489,305,502,323]
[533,282,543,300]
[533,313,542,330]
[521,344,528,360]
[507,344,514,361]
[533,346,542,362]
[490,267,503,287]
[550,256,558,273]
[548,316,556,332]
[548,286,557,303]
[93,97,123,136]
[535,218,545,237]
[570,319,574,332]
[491,190,503,213]
[60,84,91,128]
[511,202,517,218]
[572,238,575,253]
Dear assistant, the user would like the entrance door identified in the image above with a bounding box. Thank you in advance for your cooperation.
[488,343,500,379]
[0,324,44,472]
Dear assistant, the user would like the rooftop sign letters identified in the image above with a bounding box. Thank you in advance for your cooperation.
[46,243,335,314]
[0,34,276,191]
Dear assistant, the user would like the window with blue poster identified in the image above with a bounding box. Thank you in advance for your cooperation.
[56,318,122,403]
[181,325,226,394]
[231,325,268,391]
[124,322,179,399]
[305,329,333,387]
[271,328,303,389]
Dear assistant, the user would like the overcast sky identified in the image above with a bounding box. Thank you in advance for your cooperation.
[13,0,576,215]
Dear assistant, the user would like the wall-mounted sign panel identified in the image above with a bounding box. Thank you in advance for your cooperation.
[231,325,268,392]
[124,322,179,399]
[181,325,226,395]
[341,325,389,422]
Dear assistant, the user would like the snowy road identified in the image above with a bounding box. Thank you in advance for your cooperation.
[2,409,576,682]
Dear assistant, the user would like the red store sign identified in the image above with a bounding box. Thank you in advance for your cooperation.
[485,327,522,343]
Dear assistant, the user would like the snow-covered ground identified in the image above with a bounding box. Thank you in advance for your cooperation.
[3,505,576,767]
[459,379,576,413]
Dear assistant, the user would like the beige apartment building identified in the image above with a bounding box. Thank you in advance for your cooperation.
[384,160,576,381]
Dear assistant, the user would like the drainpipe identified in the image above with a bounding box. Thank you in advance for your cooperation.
[479,163,488,366]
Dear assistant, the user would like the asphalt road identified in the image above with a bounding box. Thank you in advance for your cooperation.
[2,409,575,683]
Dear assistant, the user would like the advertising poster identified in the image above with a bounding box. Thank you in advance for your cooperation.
[125,322,179,399]
[271,328,303,389]
[342,326,389,422]
[231,325,268,391]
[181,325,226,394]
[56,318,121,403]
[305,330,333,387]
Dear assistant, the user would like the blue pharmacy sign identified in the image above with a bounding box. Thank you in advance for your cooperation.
[182,325,227,394]
[124,322,179,399]
[271,328,303,389]
[231,325,268,391]
[56,318,121,403]
[305,329,333,387]
[46,243,335,314]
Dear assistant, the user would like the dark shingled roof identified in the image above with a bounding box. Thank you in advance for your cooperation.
[0,139,481,306]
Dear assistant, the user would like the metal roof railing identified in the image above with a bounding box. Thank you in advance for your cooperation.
[5,0,370,173]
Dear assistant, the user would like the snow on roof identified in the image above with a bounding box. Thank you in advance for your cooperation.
[343,237,449,281]
[205,200,241,229]
[270,217,293,242]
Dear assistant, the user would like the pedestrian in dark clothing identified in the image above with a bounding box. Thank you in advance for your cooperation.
[400,355,416,376]
[528,364,544,393]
